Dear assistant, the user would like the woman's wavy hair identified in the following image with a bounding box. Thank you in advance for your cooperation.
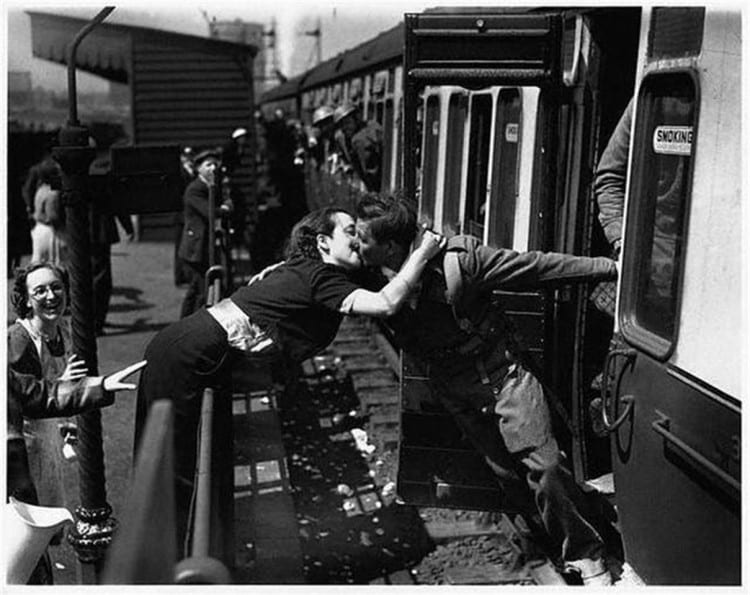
[11,262,70,319]
[355,191,418,251]
[285,207,353,260]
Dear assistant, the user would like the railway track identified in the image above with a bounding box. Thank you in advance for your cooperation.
[231,315,569,585]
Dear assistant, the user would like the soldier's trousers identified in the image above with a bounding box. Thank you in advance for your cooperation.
[429,359,606,563]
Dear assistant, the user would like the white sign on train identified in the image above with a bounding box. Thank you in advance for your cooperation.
[653,125,693,155]
[505,123,519,143]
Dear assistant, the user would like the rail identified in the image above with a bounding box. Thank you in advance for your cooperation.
[102,402,176,583]
[173,237,233,583]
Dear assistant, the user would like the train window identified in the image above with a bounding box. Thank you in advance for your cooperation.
[620,72,697,358]
[381,98,395,191]
[463,94,492,241]
[395,96,403,188]
[420,95,441,226]
[443,92,467,236]
[375,102,385,125]
[488,88,521,248]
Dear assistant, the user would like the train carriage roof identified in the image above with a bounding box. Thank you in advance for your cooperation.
[259,73,307,103]
[301,23,403,91]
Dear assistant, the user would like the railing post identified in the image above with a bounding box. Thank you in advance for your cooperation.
[51,6,117,583]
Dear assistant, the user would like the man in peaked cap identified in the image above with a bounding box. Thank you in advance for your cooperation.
[177,148,233,318]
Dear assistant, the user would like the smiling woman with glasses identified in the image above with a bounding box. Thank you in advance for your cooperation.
[8,261,146,584]
[7,262,85,582]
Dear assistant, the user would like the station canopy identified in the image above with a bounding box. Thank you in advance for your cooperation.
[28,10,257,84]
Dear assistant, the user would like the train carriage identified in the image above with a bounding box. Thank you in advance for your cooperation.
[259,5,742,584]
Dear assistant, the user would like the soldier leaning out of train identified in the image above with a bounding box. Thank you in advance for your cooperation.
[353,193,619,586]
[332,103,384,192]
[133,207,445,554]
[305,105,336,170]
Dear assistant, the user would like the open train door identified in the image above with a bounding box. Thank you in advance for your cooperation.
[397,10,562,511]
[602,8,741,584]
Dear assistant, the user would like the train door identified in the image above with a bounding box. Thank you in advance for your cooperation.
[549,8,641,483]
[399,10,564,510]
[604,8,741,584]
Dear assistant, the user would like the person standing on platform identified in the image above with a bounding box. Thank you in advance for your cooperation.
[29,160,67,267]
[7,261,145,583]
[177,149,233,318]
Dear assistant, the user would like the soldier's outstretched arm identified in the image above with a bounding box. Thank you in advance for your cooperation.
[458,236,617,293]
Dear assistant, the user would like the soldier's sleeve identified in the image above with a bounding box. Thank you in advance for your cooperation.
[593,98,633,247]
[458,236,617,292]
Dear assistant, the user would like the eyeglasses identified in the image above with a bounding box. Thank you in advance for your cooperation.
[29,283,65,300]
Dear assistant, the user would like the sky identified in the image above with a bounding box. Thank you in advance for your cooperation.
[4,0,501,93]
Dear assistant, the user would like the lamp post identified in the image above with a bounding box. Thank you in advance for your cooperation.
[51,6,117,583]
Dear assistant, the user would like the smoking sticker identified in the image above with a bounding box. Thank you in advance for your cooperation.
[653,126,692,155]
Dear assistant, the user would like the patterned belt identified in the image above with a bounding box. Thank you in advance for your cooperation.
[207,298,276,354]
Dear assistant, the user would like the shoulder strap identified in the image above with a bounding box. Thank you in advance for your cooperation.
[443,249,463,306]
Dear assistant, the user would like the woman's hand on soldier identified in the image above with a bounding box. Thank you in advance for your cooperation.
[415,226,446,260]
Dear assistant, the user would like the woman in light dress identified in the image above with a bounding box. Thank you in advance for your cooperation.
[29,160,67,266]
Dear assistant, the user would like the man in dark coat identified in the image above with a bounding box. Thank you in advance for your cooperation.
[177,149,233,318]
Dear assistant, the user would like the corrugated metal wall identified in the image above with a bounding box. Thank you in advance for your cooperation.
[131,32,256,229]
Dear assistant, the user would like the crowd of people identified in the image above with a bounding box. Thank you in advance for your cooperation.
[8,98,632,586]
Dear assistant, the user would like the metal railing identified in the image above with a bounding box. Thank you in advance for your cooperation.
[173,249,233,583]
[102,401,176,583]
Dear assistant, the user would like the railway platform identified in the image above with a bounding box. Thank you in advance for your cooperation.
[9,238,613,585]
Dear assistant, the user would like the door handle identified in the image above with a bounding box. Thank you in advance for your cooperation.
[651,411,740,500]
[600,348,636,432]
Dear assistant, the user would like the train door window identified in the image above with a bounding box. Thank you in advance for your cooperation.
[463,93,492,240]
[488,88,521,248]
[442,92,467,236]
[620,72,697,358]
[381,98,395,191]
[420,95,441,226]
[395,96,403,188]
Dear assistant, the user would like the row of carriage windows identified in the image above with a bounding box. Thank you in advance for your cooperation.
[419,74,695,355]
[420,88,521,249]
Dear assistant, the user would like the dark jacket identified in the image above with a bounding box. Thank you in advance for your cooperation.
[177,177,226,264]
[7,324,113,502]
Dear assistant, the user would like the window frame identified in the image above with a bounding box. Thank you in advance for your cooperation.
[463,92,494,241]
[488,87,522,249]
[619,69,700,360]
